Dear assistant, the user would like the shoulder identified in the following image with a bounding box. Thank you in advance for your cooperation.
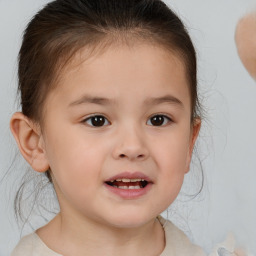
[158,217,251,256]
[11,233,62,256]
[158,216,206,256]
[11,233,38,256]
[209,234,252,256]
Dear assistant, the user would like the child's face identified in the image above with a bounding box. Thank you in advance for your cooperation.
[40,43,200,228]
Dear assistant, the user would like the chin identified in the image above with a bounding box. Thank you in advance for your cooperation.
[104,211,156,229]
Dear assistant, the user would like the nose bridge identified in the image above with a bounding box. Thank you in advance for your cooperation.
[113,121,149,161]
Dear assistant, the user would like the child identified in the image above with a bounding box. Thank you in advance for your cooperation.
[9,0,247,255]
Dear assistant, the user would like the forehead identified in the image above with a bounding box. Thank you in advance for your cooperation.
[46,43,190,110]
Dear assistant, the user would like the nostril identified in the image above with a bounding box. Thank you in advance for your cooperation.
[118,153,145,159]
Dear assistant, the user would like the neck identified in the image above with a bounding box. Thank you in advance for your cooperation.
[37,212,165,256]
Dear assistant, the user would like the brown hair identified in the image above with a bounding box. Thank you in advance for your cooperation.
[19,0,199,123]
[16,0,201,225]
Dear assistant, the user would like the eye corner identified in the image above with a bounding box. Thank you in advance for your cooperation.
[146,114,173,127]
[82,114,110,127]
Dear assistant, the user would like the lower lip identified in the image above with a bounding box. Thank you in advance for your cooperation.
[104,183,152,199]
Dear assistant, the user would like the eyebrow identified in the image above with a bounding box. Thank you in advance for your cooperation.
[144,95,184,108]
[69,95,113,107]
[69,94,183,108]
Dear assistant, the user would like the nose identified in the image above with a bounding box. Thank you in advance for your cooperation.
[112,125,149,161]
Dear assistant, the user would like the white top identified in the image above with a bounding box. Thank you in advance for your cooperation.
[12,217,248,256]
[11,216,205,256]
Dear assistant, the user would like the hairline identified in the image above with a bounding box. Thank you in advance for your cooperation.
[36,33,195,129]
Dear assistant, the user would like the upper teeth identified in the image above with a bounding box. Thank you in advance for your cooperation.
[110,178,145,182]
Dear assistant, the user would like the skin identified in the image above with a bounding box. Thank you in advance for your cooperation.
[10,43,200,256]
[235,11,256,80]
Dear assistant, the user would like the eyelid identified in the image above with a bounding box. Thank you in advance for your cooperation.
[148,113,173,121]
[81,114,111,127]
[146,113,173,126]
[80,113,173,127]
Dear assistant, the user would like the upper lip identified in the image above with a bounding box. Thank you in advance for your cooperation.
[105,172,153,183]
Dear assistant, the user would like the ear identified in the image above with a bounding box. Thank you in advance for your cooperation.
[10,112,49,173]
[185,118,201,173]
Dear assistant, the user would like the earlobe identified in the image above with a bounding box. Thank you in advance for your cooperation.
[10,112,49,173]
[185,118,201,173]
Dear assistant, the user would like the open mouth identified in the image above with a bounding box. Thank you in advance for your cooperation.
[105,178,149,189]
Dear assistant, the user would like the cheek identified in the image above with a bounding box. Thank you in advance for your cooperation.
[153,130,191,172]
[47,138,106,210]
[151,129,191,201]
[43,127,108,191]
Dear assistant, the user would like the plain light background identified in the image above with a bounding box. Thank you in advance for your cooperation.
[1,0,256,255]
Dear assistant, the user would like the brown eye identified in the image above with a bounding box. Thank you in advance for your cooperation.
[84,115,110,127]
[147,115,171,126]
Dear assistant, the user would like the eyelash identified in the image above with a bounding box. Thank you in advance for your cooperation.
[82,115,110,127]
[82,114,173,127]
[147,114,173,126]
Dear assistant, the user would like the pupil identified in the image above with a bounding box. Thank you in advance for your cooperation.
[92,116,105,126]
[151,116,164,126]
